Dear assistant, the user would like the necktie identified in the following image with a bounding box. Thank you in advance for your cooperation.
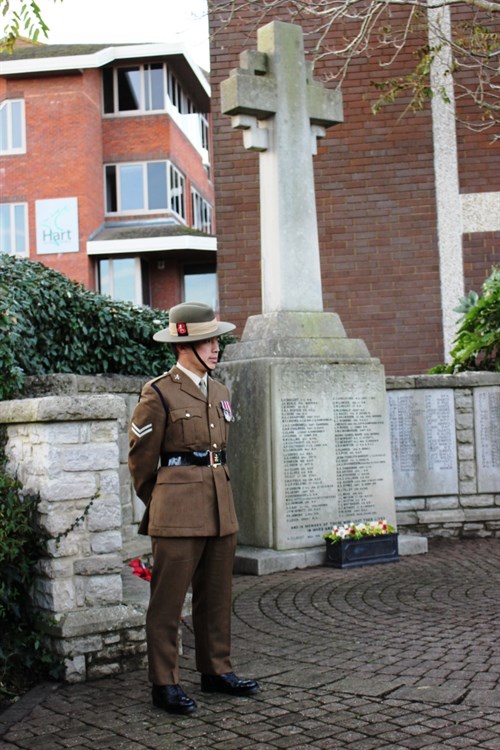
[199,378,207,397]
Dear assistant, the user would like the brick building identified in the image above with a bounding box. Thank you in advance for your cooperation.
[208,7,499,375]
[0,40,217,311]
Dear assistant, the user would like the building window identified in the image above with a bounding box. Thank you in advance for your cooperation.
[191,190,212,234]
[105,160,185,219]
[169,164,185,218]
[183,264,218,310]
[166,68,195,114]
[103,64,198,116]
[200,114,209,151]
[0,99,26,154]
[103,64,165,113]
[97,257,143,304]
[117,66,142,111]
[0,203,28,256]
[146,64,165,111]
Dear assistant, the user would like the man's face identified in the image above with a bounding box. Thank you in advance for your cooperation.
[177,337,220,375]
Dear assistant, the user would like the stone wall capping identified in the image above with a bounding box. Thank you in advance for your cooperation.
[386,373,500,389]
[22,373,149,397]
[385,376,418,389]
[0,395,126,423]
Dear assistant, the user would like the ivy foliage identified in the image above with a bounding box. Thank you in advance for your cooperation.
[0,433,62,704]
[430,267,500,374]
[0,255,179,399]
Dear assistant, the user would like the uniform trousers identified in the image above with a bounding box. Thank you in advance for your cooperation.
[147,533,238,686]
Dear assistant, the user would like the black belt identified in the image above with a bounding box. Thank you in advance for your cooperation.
[161,450,227,468]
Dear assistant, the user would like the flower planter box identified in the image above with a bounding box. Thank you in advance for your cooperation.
[325,533,399,569]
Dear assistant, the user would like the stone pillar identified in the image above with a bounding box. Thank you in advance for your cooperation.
[0,394,145,681]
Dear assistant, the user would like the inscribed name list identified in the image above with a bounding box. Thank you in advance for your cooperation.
[474,387,500,493]
[388,389,457,496]
[272,364,395,549]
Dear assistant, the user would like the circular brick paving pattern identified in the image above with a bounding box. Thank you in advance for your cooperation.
[1,537,499,749]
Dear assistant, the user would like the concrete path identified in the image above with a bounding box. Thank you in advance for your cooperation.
[1,537,499,749]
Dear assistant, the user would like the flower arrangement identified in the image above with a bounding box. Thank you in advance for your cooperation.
[323,519,396,544]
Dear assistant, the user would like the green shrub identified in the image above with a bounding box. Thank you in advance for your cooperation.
[0,255,235,400]
[0,255,176,399]
[0,434,62,703]
[430,267,500,374]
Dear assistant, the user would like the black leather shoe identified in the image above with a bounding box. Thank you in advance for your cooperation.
[152,684,197,714]
[201,672,260,696]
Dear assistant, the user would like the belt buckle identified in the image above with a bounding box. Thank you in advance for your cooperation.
[210,450,221,467]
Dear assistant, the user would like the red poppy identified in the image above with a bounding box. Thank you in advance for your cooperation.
[129,558,152,582]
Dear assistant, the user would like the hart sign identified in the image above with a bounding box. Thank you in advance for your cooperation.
[36,197,79,254]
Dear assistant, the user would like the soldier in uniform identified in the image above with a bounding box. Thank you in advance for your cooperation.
[128,302,259,715]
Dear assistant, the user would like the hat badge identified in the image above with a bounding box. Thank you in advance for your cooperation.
[176,322,188,336]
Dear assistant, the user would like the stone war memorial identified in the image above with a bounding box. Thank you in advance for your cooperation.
[217,20,417,574]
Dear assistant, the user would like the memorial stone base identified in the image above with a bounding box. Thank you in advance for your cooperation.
[218,312,398,566]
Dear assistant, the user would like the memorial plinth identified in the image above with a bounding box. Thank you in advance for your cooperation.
[218,312,397,553]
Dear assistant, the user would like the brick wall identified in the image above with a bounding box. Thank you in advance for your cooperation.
[149,257,183,310]
[3,69,103,288]
[463,232,500,293]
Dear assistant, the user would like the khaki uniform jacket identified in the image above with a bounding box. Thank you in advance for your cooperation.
[128,367,239,538]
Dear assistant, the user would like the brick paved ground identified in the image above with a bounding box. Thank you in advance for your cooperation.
[1,537,499,750]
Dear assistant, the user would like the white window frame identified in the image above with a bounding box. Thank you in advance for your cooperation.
[169,164,186,220]
[166,68,194,115]
[0,99,26,155]
[103,64,197,117]
[105,160,186,220]
[0,202,29,256]
[200,114,209,151]
[191,189,212,234]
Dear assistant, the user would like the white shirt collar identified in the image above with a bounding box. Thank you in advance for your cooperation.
[176,362,207,388]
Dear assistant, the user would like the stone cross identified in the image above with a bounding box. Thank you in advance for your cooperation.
[221,20,343,314]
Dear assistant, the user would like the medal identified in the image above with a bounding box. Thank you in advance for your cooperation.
[221,400,234,422]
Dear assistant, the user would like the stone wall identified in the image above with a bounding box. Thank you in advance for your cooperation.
[388,373,500,538]
[0,375,184,683]
[0,372,498,681]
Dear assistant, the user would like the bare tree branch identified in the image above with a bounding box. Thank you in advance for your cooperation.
[208,0,500,136]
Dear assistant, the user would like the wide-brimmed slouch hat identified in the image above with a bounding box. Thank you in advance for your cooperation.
[153,302,235,344]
